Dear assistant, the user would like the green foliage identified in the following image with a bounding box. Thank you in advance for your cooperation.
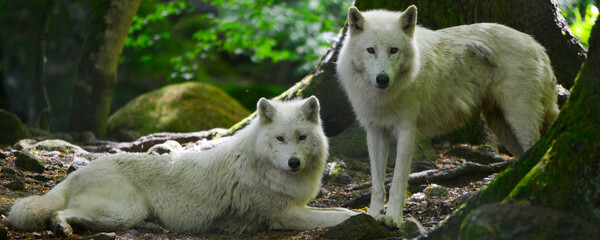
[125,0,351,82]
[560,1,599,47]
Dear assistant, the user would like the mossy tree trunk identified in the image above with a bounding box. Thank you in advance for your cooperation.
[426,19,600,239]
[224,0,585,138]
[68,0,140,138]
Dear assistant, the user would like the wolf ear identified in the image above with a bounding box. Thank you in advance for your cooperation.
[257,98,275,124]
[302,96,320,124]
[400,5,417,37]
[348,6,365,34]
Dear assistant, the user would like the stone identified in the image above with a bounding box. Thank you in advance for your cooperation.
[323,214,391,239]
[15,151,45,173]
[5,180,25,191]
[24,139,89,155]
[107,82,250,136]
[147,140,183,155]
[424,184,449,197]
[0,109,27,145]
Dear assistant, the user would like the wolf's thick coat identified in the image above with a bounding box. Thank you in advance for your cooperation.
[9,97,356,235]
[336,5,558,227]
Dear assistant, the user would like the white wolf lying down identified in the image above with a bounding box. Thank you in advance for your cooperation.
[9,96,357,235]
[336,5,559,227]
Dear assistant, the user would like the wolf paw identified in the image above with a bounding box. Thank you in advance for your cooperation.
[375,215,399,228]
[52,222,73,237]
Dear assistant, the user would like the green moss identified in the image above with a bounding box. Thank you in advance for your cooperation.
[0,109,27,145]
[108,82,250,136]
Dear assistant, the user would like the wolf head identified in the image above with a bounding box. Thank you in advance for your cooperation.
[254,96,327,174]
[343,5,420,90]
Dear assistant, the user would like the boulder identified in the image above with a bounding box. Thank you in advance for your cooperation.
[107,82,250,136]
[24,139,89,155]
[0,109,27,145]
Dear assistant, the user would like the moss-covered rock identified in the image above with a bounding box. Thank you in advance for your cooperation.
[0,109,27,145]
[15,151,45,173]
[24,139,88,155]
[459,203,599,240]
[323,214,390,239]
[108,82,250,136]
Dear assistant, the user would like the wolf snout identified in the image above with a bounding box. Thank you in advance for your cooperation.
[376,74,390,89]
[288,157,301,172]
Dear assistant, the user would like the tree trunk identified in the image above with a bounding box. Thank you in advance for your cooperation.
[425,18,600,239]
[68,0,140,138]
[33,0,56,131]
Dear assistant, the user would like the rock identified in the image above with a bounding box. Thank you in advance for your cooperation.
[15,151,45,173]
[107,82,250,136]
[5,180,25,191]
[0,223,7,240]
[24,139,89,155]
[67,164,82,174]
[13,139,37,150]
[147,140,183,155]
[333,172,355,185]
[323,160,347,182]
[459,203,600,240]
[76,232,116,240]
[400,216,426,239]
[31,174,53,182]
[424,184,449,197]
[0,167,16,175]
[323,214,391,239]
[0,109,28,145]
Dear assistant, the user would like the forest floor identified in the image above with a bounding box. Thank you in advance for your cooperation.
[0,141,507,239]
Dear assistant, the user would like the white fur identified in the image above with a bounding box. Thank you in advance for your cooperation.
[336,5,559,227]
[9,96,356,235]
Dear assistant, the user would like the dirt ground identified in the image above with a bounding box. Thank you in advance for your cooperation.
[0,142,503,239]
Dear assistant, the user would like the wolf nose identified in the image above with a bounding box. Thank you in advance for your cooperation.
[288,157,301,171]
[376,74,390,88]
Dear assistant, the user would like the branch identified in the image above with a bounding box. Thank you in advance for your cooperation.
[342,159,515,209]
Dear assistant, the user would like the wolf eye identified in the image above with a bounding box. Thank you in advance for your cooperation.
[276,136,284,142]
[299,135,307,141]
[367,47,375,54]
[390,47,398,54]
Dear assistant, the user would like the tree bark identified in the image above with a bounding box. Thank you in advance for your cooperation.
[68,0,140,138]
[33,0,56,131]
[425,18,600,239]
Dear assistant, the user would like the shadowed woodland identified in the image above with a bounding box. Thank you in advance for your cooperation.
[1,0,599,239]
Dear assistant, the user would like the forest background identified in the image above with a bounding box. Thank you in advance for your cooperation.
[1,0,596,139]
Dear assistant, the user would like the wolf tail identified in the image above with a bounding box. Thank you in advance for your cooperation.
[9,183,67,231]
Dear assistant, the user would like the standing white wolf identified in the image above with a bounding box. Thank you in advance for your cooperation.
[9,96,356,235]
[336,5,559,227]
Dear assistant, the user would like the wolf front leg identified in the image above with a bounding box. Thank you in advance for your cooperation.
[271,206,358,230]
[365,127,391,220]
[383,125,416,228]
